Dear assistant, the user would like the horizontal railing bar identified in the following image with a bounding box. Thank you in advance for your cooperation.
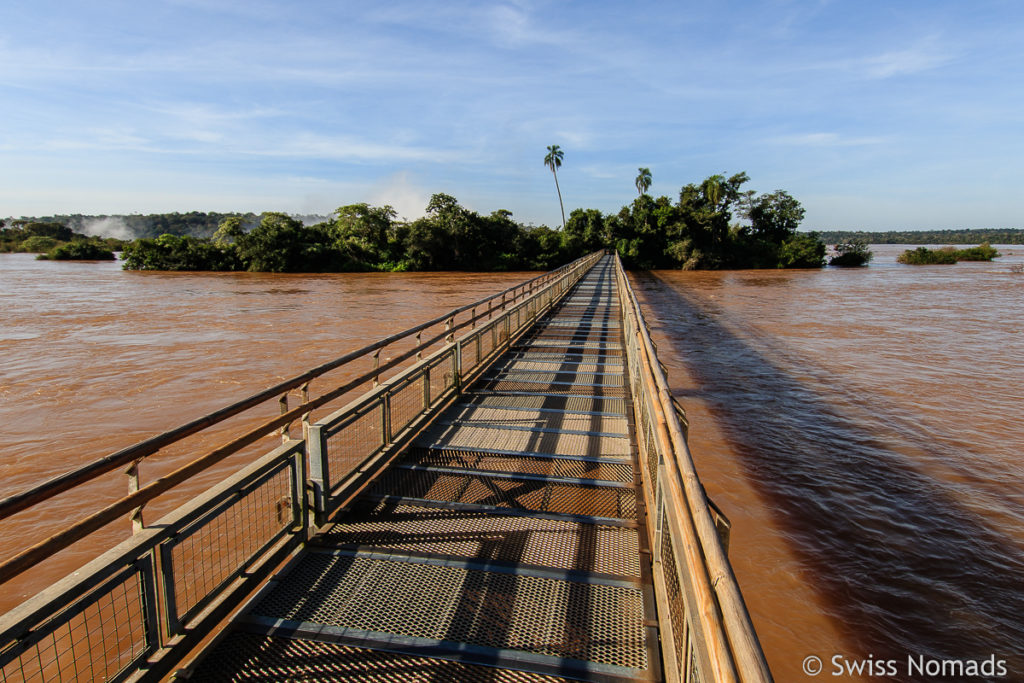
[0,259,598,586]
[0,332,464,586]
[0,257,594,523]
[0,437,304,638]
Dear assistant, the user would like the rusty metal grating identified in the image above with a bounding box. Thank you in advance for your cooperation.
[441,404,628,434]
[488,371,624,387]
[370,469,637,520]
[511,345,623,359]
[189,632,579,682]
[503,360,623,375]
[323,500,642,577]
[475,379,625,397]
[253,554,648,669]
[464,393,627,416]
[407,448,634,483]
[417,422,631,459]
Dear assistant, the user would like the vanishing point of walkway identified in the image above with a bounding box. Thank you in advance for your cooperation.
[190,256,660,681]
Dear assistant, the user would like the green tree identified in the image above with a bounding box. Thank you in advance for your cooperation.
[635,167,652,196]
[45,240,116,261]
[748,190,806,242]
[562,208,608,258]
[330,203,399,268]
[544,144,566,229]
[212,216,246,245]
[778,232,826,268]
[235,213,321,272]
[19,235,59,253]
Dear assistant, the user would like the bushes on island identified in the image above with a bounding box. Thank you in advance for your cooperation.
[897,243,1000,265]
[37,240,116,260]
[1,220,123,259]
[828,239,873,267]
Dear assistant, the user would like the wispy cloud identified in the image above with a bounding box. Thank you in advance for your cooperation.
[239,133,462,164]
[862,42,954,79]
[768,132,889,147]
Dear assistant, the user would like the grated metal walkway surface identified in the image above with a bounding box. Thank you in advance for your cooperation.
[190,256,659,682]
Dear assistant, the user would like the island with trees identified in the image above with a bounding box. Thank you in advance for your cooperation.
[0,220,122,260]
[115,170,831,272]
[5,148,1013,270]
[897,243,1001,265]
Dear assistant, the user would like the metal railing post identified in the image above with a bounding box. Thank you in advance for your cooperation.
[307,423,329,527]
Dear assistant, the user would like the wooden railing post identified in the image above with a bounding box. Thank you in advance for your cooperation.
[300,382,311,442]
[126,459,144,533]
[279,393,290,442]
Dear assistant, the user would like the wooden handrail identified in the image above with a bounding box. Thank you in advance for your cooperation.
[613,253,773,683]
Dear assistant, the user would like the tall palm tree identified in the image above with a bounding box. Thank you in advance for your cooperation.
[543,144,566,229]
[635,167,652,196]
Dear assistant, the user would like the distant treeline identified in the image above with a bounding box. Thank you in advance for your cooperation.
[118,173,834,272]
[818,229,1024,245]
[1,212,267,240]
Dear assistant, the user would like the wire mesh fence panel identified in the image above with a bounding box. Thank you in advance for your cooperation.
[0,564,153,683]
[426,350,455,409]
[479,321,496,359]
[165,461,294,625]
[460,333,480,374]
[323,401,385,488]
[388,376,425,438]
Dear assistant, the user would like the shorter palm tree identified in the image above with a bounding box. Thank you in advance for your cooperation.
[544,144,566,229]
[635,167,652,196]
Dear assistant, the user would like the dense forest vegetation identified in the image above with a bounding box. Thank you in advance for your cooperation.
[0,220,123,259]
[819,228,1024,245]
[118,172,831,272]
[8,170,1016,271]
[2,212,264,240]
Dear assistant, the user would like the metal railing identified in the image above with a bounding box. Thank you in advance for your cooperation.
[0,251,602,682]
[613,253,773,683]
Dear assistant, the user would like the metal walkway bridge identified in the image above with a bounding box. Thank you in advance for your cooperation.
[0,253,771,682]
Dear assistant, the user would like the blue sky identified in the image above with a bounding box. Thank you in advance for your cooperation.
[2,0,1022,230]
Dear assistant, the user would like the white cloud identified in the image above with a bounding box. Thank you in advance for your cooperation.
[242,133,461,164]
[863,44,954,79]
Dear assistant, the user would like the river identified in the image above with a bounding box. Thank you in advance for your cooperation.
[633,245,1024,681]
[2,246,1022,681]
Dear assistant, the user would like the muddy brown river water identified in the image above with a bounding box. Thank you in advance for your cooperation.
[2,246,1022,681]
